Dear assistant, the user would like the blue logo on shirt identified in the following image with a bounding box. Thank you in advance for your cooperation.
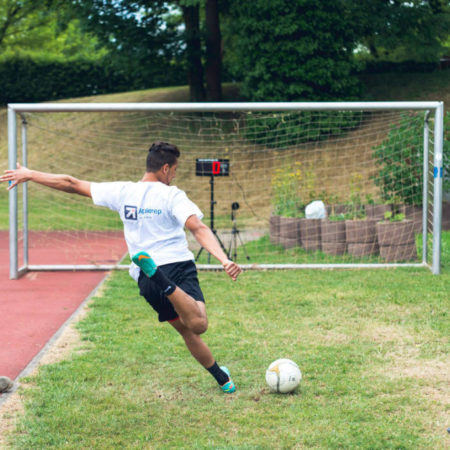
[139,208,162,215]
[124,205,137,220]
[124,205,162,220]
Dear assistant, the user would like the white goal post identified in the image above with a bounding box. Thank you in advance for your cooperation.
[7,101,445,278]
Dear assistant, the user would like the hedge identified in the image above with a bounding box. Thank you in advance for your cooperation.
[0,56,184,104]
[362,60,441,74]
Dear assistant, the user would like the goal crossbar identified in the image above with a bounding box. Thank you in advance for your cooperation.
[8,101,442,113]
[7,101,445,278]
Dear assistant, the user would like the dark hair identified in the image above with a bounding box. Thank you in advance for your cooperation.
[146,141,180,172]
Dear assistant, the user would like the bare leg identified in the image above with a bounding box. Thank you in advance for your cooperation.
[133,252,207,334]
[166,288,208,335]
[169,303,214,368]
[170,302,236,393]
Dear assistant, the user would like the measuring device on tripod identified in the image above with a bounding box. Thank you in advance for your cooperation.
[195,159,230,262]
[195,158,230,177]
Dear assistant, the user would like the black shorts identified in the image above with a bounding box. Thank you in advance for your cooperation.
[137,260,205,323]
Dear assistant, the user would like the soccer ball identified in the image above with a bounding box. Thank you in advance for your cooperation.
[265,358,302,393]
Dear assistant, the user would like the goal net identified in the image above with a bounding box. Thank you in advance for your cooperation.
[6,102,445,278]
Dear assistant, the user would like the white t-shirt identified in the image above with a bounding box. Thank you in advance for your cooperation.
[90,181,203,281]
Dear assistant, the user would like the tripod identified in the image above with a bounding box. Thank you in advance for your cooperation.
[196,175,229,263]
[228,202,250,262]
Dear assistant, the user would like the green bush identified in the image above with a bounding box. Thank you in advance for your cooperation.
[372,111,449,205]
[228,0,363,148]
[229,0,362,103]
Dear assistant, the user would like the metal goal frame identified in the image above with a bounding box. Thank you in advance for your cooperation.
[7,101,445,278]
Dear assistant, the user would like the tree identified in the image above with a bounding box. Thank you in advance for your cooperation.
[179,0,223,100]
[74,0,224,101]
[205,0,222,100]
[72,0,184,89]
[0,0,56,48]
[179,0,206,101]
[344,0,450,62]
[0,0,106,60]
[228,0,361,102]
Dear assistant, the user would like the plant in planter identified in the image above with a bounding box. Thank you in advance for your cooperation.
[376,209,417,262]
[270,162,304,248]
[364,193,392,221]
[324,193,348,217]
[345,173,379,257]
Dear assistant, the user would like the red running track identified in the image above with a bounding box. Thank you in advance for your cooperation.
[0,230,127,381]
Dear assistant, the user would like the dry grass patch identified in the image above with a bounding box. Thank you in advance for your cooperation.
[365,324,449,438]
[360,323,415,344]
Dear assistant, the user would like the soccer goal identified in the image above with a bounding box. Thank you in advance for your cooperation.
[7,101,445,279]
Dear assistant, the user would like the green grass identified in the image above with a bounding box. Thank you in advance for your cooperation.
[6,235,449,449]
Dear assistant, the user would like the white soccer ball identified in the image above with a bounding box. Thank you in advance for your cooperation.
[265,358,302,393]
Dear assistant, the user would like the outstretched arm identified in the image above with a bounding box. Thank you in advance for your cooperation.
[0,163,91,198]
[185,214,242,281]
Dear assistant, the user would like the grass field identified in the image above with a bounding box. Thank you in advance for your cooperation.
[3,231,449,449]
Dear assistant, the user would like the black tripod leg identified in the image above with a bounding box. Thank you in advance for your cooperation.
[213,230,231,259]
[196,246,204,261]
[236,230,251,261]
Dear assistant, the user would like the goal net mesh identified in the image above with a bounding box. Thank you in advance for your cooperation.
[11,107,436,268]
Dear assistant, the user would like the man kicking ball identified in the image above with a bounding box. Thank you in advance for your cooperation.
[1,141,241,393]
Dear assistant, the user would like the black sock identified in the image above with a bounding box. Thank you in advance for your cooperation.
[206,362,229,386]
[149,268,176,296]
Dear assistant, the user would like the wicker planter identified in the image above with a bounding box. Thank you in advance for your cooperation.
[345,219,379,257]
[365,204,392,221]
[376,220,417,262]
[279,217,301,249]
[399,205,422,233]
[299,218,321,251]
[270,215,281,245]
[321,220,346,255]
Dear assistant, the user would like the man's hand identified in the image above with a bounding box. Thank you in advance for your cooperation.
[222,259,242,281]
[185,215,243,280]
[0,163,32,190]
[0,163,91,197]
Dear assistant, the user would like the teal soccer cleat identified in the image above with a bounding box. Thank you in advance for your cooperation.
[132,251,158,277]
[220,366,236,394]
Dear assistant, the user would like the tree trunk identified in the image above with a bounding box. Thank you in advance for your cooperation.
[205,0,222,101]
[181,3,205,102]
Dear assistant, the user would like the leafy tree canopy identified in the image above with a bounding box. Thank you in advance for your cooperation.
[346,0,450,62]
[0,0,107,60]
[71,1,183,65]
